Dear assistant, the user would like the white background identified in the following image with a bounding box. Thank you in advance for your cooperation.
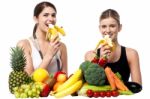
[0,0,149,98]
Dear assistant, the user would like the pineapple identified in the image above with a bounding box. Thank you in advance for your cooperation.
[9,46,32,93]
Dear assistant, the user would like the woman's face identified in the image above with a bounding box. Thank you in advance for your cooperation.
[99,17,121,42]
[35,6,56,33]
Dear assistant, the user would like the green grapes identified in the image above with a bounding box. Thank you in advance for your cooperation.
[13,82,43,98]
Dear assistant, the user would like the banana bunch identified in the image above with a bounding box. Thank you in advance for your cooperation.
[52,69,83,98]
[46,24,66,41]
[95,35,114,51]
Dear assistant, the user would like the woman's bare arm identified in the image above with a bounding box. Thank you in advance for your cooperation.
[127,48,142,85]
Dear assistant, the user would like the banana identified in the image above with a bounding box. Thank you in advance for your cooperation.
[46,24,66,41]
[95,35,114,51]
[54,25,66,36]
[54,80,83,98]
[56,69,82,93]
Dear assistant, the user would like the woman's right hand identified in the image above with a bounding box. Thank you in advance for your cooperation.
[39,35,61,69]
[46,34,61,58]
[100,42,112,59]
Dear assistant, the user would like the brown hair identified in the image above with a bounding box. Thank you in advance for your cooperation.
[100,9,120,25]
[33,1,57,38]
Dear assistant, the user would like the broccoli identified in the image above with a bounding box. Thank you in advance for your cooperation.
[80,61,106,86]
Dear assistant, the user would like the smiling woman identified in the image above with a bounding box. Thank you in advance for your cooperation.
[85,9,142,85]
[16,1,68,76]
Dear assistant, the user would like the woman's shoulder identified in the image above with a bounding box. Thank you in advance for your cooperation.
[17,39,29,47]
[125,47,138,55]
[17,38,31,52]
[59,42,67,56]
[125,47,139,61]
[60,42,67,50]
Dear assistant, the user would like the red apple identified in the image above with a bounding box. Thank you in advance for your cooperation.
[40,84,51,97]
[54,71,65,79]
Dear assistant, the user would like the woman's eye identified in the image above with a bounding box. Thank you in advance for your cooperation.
[101,25,106,28]
[110,24,116,28]
[51,13,56,17]
[43,13,49,17]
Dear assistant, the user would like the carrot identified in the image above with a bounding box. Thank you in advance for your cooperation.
[105,67,116,90]
[112,72,129,91]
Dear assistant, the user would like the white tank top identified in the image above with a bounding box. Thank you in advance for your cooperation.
[28,37,62,74]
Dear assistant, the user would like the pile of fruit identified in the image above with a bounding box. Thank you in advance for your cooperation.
[8,34,139,98]
[8,47,69,98]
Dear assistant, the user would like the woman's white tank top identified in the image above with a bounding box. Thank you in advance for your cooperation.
[28,37,62,74]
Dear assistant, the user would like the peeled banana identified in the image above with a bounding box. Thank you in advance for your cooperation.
[46,24,66,41]
[95,35,114,51]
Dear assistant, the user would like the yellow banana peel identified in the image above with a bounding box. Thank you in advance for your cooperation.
[46,24,66,41]
[54,25,66,36]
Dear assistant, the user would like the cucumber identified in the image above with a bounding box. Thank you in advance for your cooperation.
[118,90,133,95]
[84,84,111,91]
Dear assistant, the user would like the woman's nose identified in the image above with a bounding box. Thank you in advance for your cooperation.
[103,27,111,35]
[47,17,55,24]
[47,19,53,24]
[106,27,111,33]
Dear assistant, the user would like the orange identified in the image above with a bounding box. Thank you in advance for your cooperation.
[32,68,49,82]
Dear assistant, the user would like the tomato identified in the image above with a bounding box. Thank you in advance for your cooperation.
[99,91,106,97]
[91,57,99,64]
[93,92,99,98]
[98,57,107,67]
[111,90,119,97]
[86,89,94,97]
[105,91,112,97]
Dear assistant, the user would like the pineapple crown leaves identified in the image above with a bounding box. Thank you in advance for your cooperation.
[10,46,26,71]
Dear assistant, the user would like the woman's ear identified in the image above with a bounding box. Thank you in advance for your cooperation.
[99,25,101,32]
[33,16,38,23]
[119,24,122,32]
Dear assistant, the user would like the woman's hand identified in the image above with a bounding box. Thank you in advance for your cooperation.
[100,42,112,59]
[46,34,61,58]
[85,50,96,61]
[39,35,61,69]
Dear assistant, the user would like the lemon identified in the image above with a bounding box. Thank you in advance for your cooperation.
[32,68,49,82]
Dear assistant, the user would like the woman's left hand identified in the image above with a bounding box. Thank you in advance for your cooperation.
[85,50,96,61]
